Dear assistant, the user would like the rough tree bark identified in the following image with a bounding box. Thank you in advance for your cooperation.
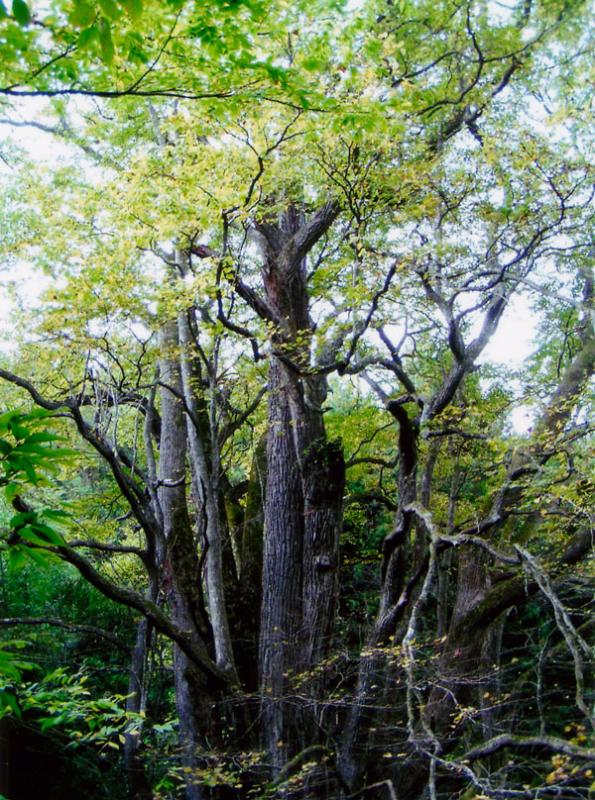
[255,203,345,773]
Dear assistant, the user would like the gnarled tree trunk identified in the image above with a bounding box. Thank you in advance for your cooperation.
[256,204,344,773]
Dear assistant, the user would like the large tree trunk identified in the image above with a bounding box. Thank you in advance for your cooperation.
[259,359,305,771]
[301,435,345,669]
[256,206,344,773]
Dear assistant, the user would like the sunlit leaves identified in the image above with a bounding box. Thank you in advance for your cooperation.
[0,409,74,567]
[69,0,95,26]
[122,0,142,21]
[0,640,37,718]
[97,15,114,62]
[97,0,119,18]
[0,410,75,488]
[1,665,145,753]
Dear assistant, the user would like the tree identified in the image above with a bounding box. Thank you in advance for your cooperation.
[0,0,593,798]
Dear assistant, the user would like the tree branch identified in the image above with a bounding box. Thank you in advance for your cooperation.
[0,617,129,650]
[463,734,595,763]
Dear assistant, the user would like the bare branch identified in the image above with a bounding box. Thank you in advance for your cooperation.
[463,733,595,763]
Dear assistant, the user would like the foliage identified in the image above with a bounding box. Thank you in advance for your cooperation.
[0,408,74,562]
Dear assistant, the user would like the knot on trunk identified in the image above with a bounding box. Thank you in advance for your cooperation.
[303,438,345,508]
[315,554,335,571]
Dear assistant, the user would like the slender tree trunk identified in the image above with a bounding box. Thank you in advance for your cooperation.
[392,548,493,800]
[480,614,506,741]
[158,319,219,800]
[339,402,418,790]
[178,312,237,679]
[124,615,154,800]
[236,435,266,692]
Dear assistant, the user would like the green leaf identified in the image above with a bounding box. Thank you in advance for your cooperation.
[23,459,38,482]
[40,714,64,730]
[4,483,19,502]
[24,408,54,420]
[98,17,115,63]
[70,0,95,26]
[7,547,27,570]
[0,1,7,19]
[8,418,29,440]
[13,443,54,456]
[0,689,21,718]
[123,0,143,21]
[42,509,70,521]
[6,451,37,483]
[14,443,77,459]
[77,24,99,49]
[31,522,64,546]
[98,0,120,19]
[302,56,326,72]
[0,411,19,432]
[6,453,37,482]
[11,0,30,25]
[22,432,59,444]
[0,655,21,681]
[24,546,57,566]
[10,511,36,528]
[17,526,52,547]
